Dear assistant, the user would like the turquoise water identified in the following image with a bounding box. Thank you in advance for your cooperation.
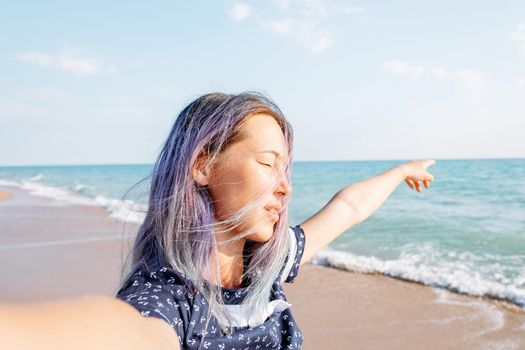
[1,159,524,307]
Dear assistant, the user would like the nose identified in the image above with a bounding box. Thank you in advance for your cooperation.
[275,170,292,198]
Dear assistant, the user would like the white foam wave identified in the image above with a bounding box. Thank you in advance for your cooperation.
[0,178,146,224]
[0,179,20,187]
[311,247,525,308]
[482,340,519,350]
[94,195,146,224]
[433,289,505,338]
[15,180,95,206]
[73,183,96,192]
[29,173,44,181]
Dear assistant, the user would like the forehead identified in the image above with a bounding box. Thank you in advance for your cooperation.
[234,114,287,157]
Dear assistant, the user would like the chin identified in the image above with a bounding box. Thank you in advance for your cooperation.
[247,227,274,243]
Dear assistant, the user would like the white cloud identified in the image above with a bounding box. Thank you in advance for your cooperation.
[20,88,78,104]
[511,23,525,56]
[271,0,327,15]
[272,0,363,17]
[263,18,294,34]
[431,67,487,101]
[382,59,487,101]
[229,1,363,54]
[0,88,86,123]
[339,5,364,15]
[0,97,34,116]
[263,18,334,53]
[517,78,525,88]
[382,60,424,78]
[228,3,253,21]
[273,0,291,10]
[15,44,114,77]
[294,0,328,16]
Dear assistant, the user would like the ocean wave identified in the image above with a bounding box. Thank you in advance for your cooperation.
[18,180,96,206]
[28,173,44,181]
[73,183,96,193]
[94,195,146,224]
[0,178,146,224]
[311,246,525,308]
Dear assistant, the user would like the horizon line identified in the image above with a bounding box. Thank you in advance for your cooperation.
[1,156,524,168]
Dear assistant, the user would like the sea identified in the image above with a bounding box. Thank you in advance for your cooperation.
[1,159,524,308]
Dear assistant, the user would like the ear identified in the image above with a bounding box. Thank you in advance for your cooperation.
[192,153,211,187]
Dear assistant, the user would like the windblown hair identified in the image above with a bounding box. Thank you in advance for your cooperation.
[118,91,294,337]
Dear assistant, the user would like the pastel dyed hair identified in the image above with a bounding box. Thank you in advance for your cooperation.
[119,91,294,336]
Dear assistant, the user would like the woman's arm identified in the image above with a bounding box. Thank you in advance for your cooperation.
[0,295,180,350]
[299,160,435,264]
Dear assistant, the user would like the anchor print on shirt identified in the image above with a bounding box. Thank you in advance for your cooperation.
[116,225,306,350]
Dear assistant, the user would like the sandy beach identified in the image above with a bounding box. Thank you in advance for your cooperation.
[1,185,524,349]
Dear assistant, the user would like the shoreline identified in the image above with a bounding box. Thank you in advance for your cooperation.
[320,265,525,311]
[1,185,524,349]
[0,185,136,301]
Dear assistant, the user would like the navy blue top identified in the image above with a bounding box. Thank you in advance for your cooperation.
[116,225,306,350]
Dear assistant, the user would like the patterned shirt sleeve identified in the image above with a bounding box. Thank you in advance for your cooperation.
[280,224,306,283]
[115,268,185,345]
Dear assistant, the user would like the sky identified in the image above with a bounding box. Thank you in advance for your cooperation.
[1,0,525,166]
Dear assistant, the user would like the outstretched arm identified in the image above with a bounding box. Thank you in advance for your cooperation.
[0,295,180,350]
[299,160,435,264]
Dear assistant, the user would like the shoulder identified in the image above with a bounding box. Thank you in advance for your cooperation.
[279,225,306,283]
[118,261,194,300]
[289,224,305,243]
[288,225,305,258]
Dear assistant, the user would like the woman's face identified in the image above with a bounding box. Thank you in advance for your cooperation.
[204,113,292,242]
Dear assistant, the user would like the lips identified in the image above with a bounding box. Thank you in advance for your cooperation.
[264,204,282,221]
[264,205,282,216]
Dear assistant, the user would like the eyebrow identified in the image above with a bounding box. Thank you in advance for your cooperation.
[259,150,283,159]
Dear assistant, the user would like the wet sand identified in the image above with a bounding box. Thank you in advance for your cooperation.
[285,265,525,349]
[1,185,524,349]
[0,186,135,301]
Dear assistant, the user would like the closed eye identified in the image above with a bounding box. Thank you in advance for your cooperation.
[259,162,272,168]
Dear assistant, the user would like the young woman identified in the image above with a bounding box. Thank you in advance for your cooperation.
[0,91,434,350]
